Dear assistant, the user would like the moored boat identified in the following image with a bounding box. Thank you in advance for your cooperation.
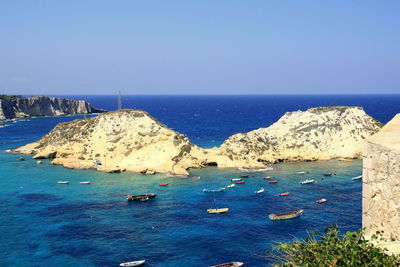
[119,260,146,266]
[323,173,333,176]
[297,171,305,174]
[57,181,69,184]
[352,175,362,180]
[203,188,225,193]
[127,193,157,201]
[159,183,169,186]
[226,184,235,188]
[300,179,315,184]
[269,180,278,184]
[231,178,242,182]
[79,181,91,184]
[269,209,303,221]
[278,192,290,196]
[316,198,327,203]
[210,262,244,267]
[236,181,245,184]
[240,175,249,178]
[207,208,229,214]
[255,188,265,194]
[263,176,272,179]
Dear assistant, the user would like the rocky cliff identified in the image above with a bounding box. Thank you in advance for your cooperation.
[13,109,206,175]
[13,106,383,175]
[0,96,104,120]
[208,106,383,166]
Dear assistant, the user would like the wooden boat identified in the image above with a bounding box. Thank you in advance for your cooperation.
[119,260,146,266]
[278,192,290,196]
[323,173,333,176]
[297,171,305,174]
[159,183,169,186]
[300,179,315,184]
[263,176,272,179]
[127,193,157,201]
[240,175,249,178]
[207,208,229,214]
[269,180,278,184]
[79,181,91,184]
[226,184,235,188]
[210,262,244,267]
[236,181,245,184]
[231,178,242,182]
[57,181,69,184]
[255,188,265,194]
[203,188,225,193]
[316,198,327,203]
[269,209,303,221]
[352,175,362,180]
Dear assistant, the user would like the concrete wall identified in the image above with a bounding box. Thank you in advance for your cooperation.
[363,114,400,241]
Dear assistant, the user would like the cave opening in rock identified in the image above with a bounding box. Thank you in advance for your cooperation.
[204,162,218,167]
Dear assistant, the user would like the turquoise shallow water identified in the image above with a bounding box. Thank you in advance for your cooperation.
[0,148,362,266]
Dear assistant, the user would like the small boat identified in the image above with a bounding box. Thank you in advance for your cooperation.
[235,181,245,184]
[231,178,242,182]
[159,183,169,186]
[240,175,249,178]
[300,179,315,184]
[269,209,303,221]
[269,180,278,184]
[323,173,333,176]
[316,198,327,203]
[263,176,272,179]
[226,184,236,188]
[127,193,157,201]
[207,208,229,214]
[57,181,69,184]
[239,167,273,172]
[119,260,146,266]
[352,175,362,180]
[203,188,225,193]
[79,181,91,184]
[255,188,265,194]
[297,171,305,174]
[278,192,290,196]
[210,262,244,267]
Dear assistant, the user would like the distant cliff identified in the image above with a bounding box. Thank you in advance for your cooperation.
[0,96,105,120]
[13,106,383,175]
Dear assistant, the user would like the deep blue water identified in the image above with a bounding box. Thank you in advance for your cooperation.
[0,95,399,266]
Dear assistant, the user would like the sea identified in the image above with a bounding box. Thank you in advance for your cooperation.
[0,95,399,267]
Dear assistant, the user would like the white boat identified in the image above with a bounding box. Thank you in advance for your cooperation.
[210,262,244,267]
[231,178,242,182]
[297,171,305,174]
[300,179,315,184]
[255,188,265,194]
[57,181,69,184]
[238,167,273,172]
[226,184,236,188]
[119,260,146,267]
[352,175,362,180]
[79,181,91,184]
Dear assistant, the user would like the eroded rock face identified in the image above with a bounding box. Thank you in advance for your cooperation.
[0,96,104,119]
[211,106,383,166]
[14,109,205,175]
[13,106,383,175]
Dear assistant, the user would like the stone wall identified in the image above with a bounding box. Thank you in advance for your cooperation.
[363,114,400,241]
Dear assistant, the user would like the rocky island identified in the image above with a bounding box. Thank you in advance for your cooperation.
[13,106,383,175]
[0,95,104,120]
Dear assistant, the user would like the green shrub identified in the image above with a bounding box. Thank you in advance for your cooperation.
[267,225,400,267]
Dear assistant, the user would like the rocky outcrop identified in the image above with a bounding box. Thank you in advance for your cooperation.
[207,106,383,166]
[0,96,104,120]
[363,113,400,242]
[13,106,383,175]
[13,109,206,175]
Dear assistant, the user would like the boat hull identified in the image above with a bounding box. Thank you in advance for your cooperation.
[269,209,303,221]
[207,208,229,214]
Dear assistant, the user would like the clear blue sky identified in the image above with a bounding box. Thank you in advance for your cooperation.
[1,0,399,95]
